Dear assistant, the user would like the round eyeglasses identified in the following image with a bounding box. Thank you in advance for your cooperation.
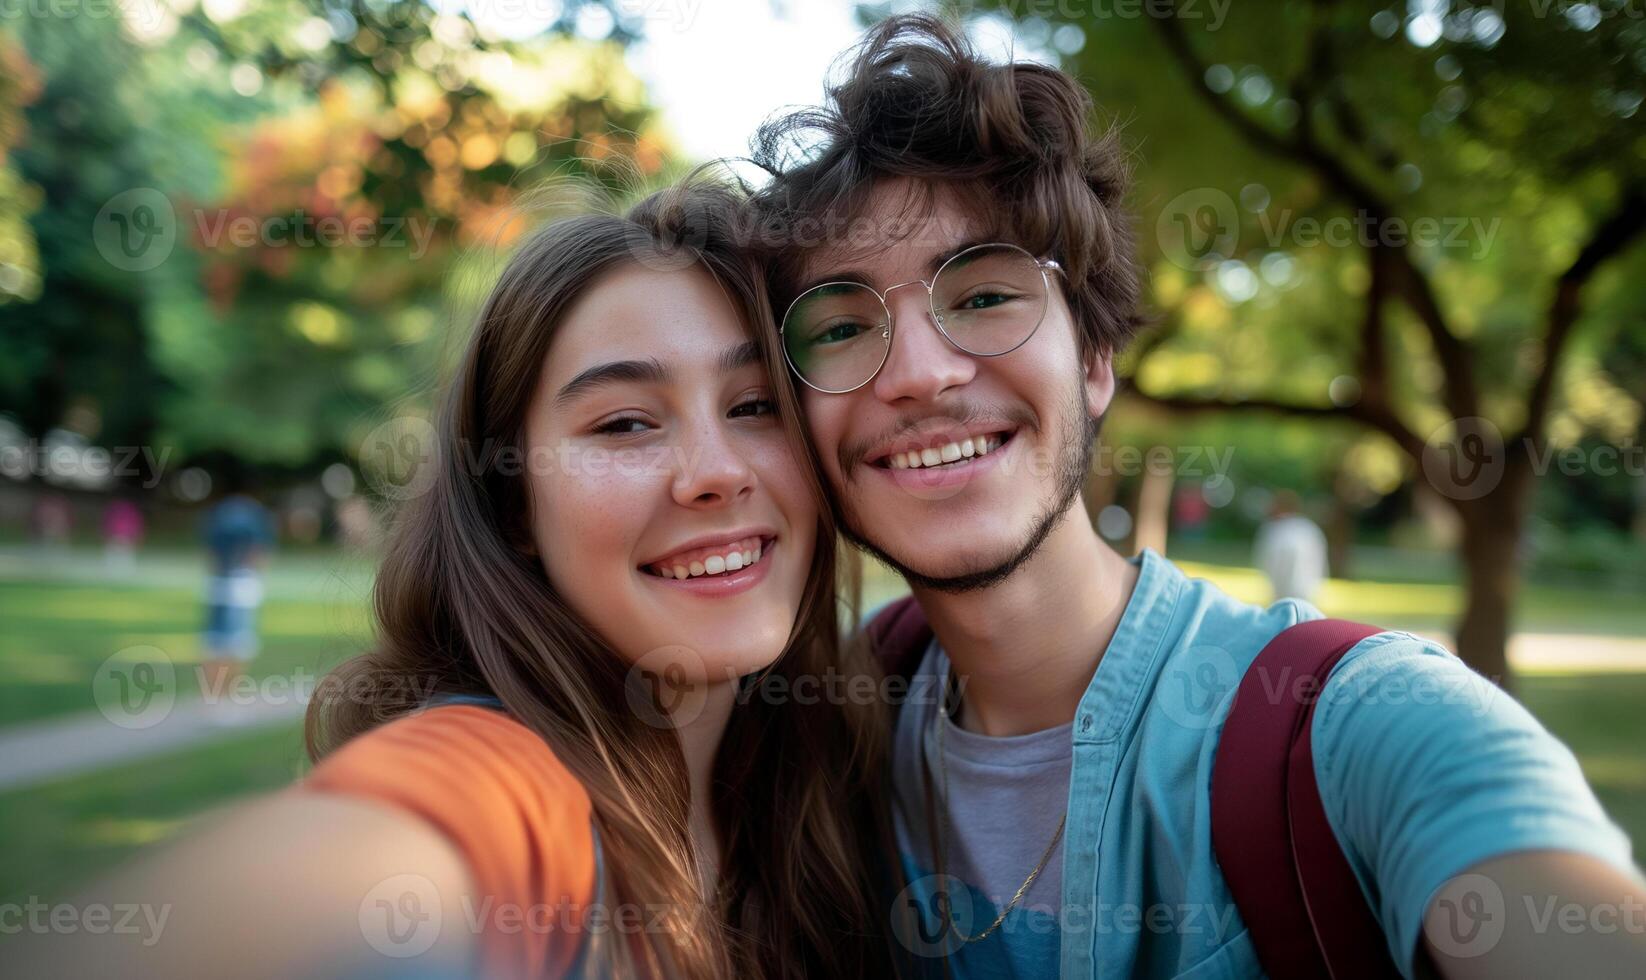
[779,242,1064,394]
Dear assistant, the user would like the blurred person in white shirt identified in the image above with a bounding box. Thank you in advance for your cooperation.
[1254,490,1329,602]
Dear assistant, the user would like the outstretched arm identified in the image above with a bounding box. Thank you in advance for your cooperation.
[1420,850,1646,979]
[7,789,478,979]
[1312,633,1641,978]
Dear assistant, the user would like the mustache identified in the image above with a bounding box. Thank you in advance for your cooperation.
[838,399,1039,475]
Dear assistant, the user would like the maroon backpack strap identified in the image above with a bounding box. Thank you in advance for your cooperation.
[865,595,934,687]
[1212,618,1401,980]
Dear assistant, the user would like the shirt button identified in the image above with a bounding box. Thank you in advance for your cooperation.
[1080,714,1093,733]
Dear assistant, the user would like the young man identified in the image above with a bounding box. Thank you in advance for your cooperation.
[751,15,1643,979]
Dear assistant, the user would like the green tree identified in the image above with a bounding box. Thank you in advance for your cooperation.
[969,0,1646,682]
[0,14,181,449]
[0,1,675,474]
[0,31,41,310]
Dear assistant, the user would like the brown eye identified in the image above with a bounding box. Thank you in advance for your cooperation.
[730,398,776,419]
[593,416,651,436]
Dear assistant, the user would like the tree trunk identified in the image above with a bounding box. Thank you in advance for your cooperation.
[1453,495,1524,690]
[1084,443,1118,529]
[1633,419,1646,545]
[1132,452,1174,555]
[1326,465,1357,579]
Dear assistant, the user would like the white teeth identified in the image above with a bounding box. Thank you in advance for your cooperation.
[892,434,1008,469]
[650,538,770,580]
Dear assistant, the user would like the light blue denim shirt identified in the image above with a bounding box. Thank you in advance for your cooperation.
[888,548,1638,979]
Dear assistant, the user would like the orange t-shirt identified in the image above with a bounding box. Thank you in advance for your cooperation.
[303,704,597,978]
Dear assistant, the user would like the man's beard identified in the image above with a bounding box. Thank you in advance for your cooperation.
[837,382,1101,595]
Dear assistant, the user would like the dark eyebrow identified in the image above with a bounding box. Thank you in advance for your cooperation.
[554,357,668,407]
[719,339,760,374]
[554,342,762,407]
[791,238,995,299]
[926,239,995,276]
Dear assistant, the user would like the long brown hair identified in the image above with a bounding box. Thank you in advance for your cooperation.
[306,179,891,979]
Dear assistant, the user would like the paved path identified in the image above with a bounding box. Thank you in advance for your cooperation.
[0,697,305,791]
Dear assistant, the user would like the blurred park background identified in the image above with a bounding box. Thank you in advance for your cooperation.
[1,0,1644,911]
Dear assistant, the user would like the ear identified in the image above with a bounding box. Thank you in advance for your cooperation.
[1083,345,1117,421]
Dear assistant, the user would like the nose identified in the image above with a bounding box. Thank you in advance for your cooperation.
[670,416,757,508]
[871,282,976,404]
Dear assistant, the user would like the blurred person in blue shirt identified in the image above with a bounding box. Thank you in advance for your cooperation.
[199,466,274,723]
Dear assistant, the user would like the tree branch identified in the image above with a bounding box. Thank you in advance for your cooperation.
[1150,3,1480,424]
[1124,386,1340,419]
[1298,0,1399,177]
[1358,246,1392,411]
[1514,187,1646,460]
[1123,382,1427,461]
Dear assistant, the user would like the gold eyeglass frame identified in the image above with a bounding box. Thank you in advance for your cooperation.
[779,241,1065,395]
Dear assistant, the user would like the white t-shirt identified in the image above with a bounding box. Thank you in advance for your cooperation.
[1254,514,1328,601]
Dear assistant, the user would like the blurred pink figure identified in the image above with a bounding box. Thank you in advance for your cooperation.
[102,498,145,574]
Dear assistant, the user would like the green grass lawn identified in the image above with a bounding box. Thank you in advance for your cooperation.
[0,550,374,729]
[1516,673,1646,845]
[854,544,1646,639]
[0,545,1641,909]
[0,723,309,910]
[1173,558,1646,638]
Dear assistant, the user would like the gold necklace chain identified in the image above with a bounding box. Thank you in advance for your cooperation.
[930,668,1067,945]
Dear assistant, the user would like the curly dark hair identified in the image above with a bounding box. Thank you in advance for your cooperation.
[749,12,1144,362]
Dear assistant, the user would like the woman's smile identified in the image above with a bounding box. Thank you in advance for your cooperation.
[639,535,778,598]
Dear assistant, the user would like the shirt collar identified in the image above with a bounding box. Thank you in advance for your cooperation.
[1073,547,1186,745]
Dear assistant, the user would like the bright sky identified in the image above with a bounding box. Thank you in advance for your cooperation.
[443,0,1055,165]
[623,1,1046,165]
[624,0,866,165]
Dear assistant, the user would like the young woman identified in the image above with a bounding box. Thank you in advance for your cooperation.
[14,183,892,979]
